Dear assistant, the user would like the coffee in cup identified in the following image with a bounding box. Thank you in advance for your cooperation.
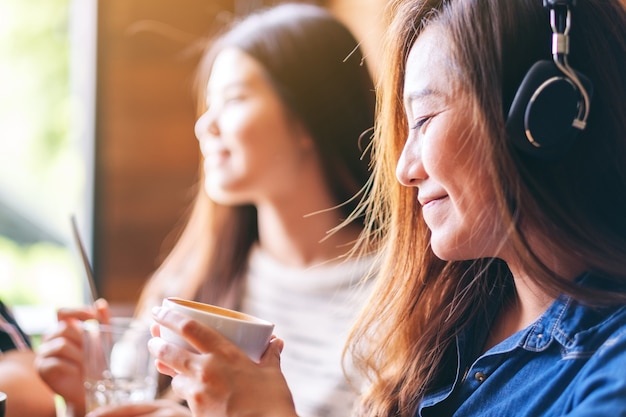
[159,297,275,362]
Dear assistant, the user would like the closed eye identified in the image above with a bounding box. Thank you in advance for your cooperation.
[411,115,433,131]
[224,94,246,104]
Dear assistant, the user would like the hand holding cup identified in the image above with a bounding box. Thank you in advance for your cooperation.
[149,302,297,417]
[158,297,274,362]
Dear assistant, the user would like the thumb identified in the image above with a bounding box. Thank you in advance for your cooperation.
[260,337,284,367]
[94,298,111,324]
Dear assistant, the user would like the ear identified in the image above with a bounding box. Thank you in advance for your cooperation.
[289,118,316,152]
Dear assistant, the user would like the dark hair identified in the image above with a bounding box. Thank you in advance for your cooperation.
[349,1,626,416]
[197,3,375,216]
[138,3,375,312]
[456,0,626,298]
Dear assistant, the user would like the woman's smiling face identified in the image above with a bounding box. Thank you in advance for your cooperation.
[396,28,505,261]
[194,48,313,206]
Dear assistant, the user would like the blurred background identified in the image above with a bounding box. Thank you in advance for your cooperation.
[0,0,386,339]
[0,0,85,337]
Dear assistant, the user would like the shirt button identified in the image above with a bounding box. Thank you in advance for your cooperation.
[474,372,486,383]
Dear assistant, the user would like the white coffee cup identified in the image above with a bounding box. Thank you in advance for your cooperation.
[159,297,275,362]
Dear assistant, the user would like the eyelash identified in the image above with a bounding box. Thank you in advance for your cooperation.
[225,94,244,103]
[411,116,431,130]
[205,93,245,109]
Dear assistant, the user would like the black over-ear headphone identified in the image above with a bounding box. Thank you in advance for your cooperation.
[506,0,593,158]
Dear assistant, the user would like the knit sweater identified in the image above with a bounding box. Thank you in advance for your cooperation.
[240,245,374,417]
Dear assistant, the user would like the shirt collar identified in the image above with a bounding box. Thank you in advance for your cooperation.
[515,272,622,353]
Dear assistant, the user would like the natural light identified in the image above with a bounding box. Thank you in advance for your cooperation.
[0,0,95,338]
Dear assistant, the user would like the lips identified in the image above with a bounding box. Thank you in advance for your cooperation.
[203,152,228,167]
[199,140,228,160]
[200,140,226,156]
[418,194,447,207]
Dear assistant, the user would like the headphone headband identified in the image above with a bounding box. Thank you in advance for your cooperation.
[505,0,593,158]
[543,0,576,7]
[547,4,590,129]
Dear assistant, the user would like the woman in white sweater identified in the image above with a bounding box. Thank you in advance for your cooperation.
[36,4,377,417]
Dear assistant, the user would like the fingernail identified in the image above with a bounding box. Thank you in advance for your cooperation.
[151,306,163,318]
[148,336,165,352]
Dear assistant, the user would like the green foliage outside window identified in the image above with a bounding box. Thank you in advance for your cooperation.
[0,0,84,315]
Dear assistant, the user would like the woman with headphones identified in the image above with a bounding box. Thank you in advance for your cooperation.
[148,1,626,416]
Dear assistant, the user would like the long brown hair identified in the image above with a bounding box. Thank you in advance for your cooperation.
[136,3,375,316]
[348,0,626,415]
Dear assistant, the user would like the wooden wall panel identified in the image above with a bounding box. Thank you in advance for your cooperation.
[94,0,234,304]
[328,0,389,82]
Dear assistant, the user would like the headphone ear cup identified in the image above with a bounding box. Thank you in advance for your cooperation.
[506,60,592,158]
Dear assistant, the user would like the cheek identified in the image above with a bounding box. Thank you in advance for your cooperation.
[460,179,504,253]
[219,108,256,141]
[220,113,273,163]
[236,122,298,176]
[420,134,450,182]
[225,101,286,142]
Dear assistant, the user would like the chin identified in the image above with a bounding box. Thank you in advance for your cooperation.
[430,244,451,261]
[431,249,454,261]
[205,186,249,206]
[429,238,467,262]
[205,184,229,204]
[431,241,493,263]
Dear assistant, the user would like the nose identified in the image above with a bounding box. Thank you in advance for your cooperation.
[396,132,425,187]
[194,108,219,142]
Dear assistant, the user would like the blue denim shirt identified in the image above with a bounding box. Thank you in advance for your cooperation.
[418,278,626,416]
